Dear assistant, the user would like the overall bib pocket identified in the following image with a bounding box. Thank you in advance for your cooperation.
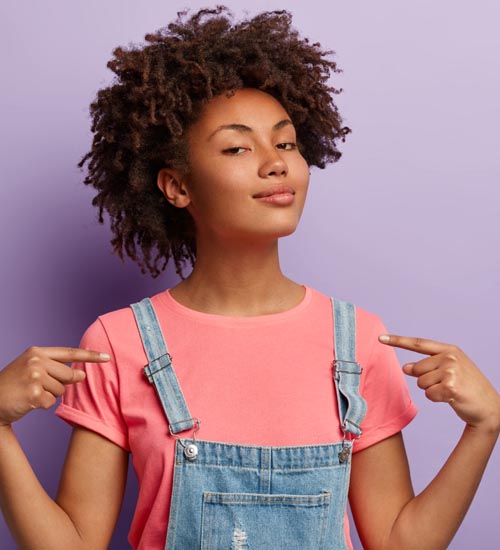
[200,491,331,550]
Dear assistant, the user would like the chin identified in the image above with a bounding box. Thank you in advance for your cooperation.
[235,217,302,242]
[279,226,298,237]
[267,223,300,240]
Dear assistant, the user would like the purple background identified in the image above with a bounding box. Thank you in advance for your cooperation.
[1,1,499,548]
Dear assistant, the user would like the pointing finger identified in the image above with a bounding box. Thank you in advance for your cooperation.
[27,346,111,365]
[378,334,453,356]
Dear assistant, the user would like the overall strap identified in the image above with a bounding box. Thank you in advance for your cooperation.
[331,298,367,438]
[130,298,195,434]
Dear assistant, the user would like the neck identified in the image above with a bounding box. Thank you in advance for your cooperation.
[170,237,304,316]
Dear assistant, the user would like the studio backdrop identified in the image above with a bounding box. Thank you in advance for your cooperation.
[1,1,499,548]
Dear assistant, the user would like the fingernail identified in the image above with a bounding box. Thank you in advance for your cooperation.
[99,353,111,360]
[76,370,86,379]
[403,362,415,373]
[379,335,390,343]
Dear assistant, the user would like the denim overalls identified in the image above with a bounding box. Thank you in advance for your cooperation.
[130,297,367,550]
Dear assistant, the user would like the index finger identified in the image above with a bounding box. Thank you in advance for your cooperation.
[378,334,452,356]
[38,347,111,364]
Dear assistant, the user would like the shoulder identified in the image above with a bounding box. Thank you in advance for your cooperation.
[81,290,169,348]
[309,286,387,335]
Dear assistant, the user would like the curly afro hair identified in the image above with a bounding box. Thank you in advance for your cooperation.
[78,6,351,278]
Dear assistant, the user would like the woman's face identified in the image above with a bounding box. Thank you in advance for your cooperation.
[167,88,310,246]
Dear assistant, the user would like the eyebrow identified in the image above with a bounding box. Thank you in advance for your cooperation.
[207,119,294,140]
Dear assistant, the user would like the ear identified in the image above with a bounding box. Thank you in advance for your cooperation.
[157,168,192,208]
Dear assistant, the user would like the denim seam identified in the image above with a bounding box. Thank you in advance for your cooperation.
[170,440,349,450]
[317,497,330,548]
[179,463,348,471]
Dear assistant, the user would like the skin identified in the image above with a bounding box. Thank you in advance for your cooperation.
[0,88,499,549]
[157,88,310,316]
[350,335,500,549]
[0,349,128,549]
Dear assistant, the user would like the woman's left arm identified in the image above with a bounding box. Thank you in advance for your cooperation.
[349,335,500,550]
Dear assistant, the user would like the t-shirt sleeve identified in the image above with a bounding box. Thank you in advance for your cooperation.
[353,316,418,453]
[55,319,130,451]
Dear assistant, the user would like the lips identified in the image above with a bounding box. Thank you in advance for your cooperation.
[252,184,295,198]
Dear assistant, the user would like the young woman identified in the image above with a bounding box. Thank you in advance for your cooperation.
[0,7,499,550]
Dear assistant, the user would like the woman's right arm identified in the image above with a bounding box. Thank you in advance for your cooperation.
[0,347,128,550]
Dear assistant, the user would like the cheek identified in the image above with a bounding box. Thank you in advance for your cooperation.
[294,158,310,192]
[190,160,252,199]
[185,167,244,221]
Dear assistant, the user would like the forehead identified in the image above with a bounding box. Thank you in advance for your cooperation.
[193,88,291,131]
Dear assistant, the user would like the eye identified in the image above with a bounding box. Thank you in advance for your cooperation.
[276,142,297,150]
[222,147,248,155]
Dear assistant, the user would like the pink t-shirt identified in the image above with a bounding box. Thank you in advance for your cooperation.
[56,285,417,549]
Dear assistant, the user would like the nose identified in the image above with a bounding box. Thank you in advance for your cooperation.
[258,148,288,178]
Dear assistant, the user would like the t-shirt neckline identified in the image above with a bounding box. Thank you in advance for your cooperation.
[159,284,312,326]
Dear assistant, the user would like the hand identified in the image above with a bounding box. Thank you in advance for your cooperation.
[379,335,500,434]
[0,347,110,427]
